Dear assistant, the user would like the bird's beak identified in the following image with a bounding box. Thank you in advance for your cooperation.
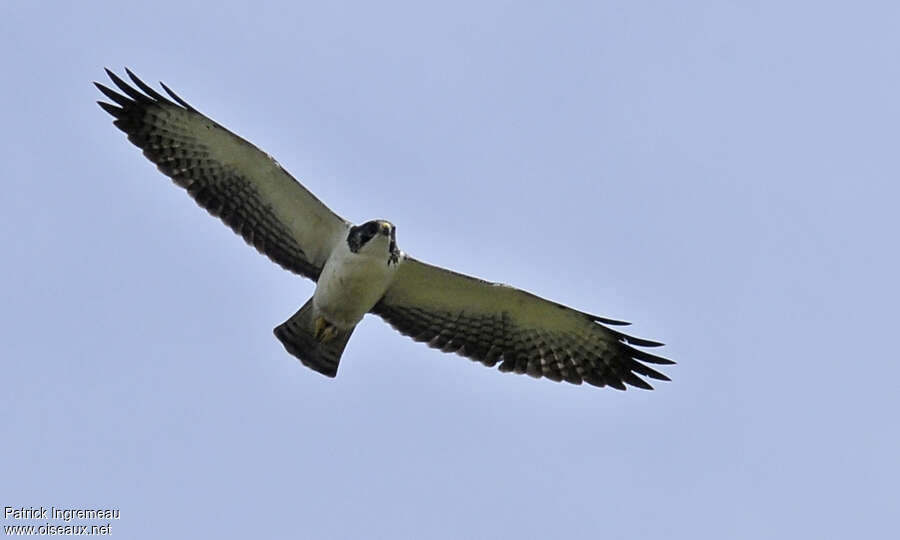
[379,222,391,235]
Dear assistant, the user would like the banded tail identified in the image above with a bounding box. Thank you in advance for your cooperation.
[273,299,356,377]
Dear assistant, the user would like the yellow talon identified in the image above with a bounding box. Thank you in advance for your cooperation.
[313,316,339,343]
[321,325,339,343]
[314,316,327,340]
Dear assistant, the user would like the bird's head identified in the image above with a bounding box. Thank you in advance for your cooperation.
[348,220,400,265]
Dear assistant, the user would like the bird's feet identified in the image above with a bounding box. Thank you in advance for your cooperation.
[313,316,340,343]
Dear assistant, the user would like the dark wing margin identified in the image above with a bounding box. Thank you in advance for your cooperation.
[95,68,349,280]
[372,257,674,390]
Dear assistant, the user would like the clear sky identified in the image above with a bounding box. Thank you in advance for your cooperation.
[3,1,898,538]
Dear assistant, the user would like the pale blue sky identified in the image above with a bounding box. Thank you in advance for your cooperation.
[3,1,898,538]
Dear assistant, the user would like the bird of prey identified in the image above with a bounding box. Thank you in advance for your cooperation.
[95,68,674,390]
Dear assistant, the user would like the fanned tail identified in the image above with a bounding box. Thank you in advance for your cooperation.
[273,299,355,377]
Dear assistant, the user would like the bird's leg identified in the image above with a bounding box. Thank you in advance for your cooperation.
[320,325,339,343]
[313,316,327,340]
[313,316,340,343]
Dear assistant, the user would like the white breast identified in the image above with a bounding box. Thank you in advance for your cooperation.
[312,235,399,328]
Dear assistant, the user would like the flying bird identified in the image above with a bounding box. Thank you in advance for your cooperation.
[95,69,674,390]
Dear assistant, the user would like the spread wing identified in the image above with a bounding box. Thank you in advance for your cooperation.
[372,257,674,390]
[95,69,349,280]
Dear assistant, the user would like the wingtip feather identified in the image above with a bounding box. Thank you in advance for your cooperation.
[125,67,175,105]
[629,346,676,365]
[96,100,124,117]
[623,373,654,390]
[160,80,196,111]
[624,335,665,348]
[105,68,151,103]
[94,82,132,106]
[591,314,631,326]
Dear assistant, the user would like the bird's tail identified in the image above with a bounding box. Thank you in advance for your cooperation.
[273,298,356,377]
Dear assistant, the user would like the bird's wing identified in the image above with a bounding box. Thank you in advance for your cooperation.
[372,257,674,390]
[95,69,349,280]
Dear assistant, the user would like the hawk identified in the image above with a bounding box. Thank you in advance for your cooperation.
[95,69,674,390]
